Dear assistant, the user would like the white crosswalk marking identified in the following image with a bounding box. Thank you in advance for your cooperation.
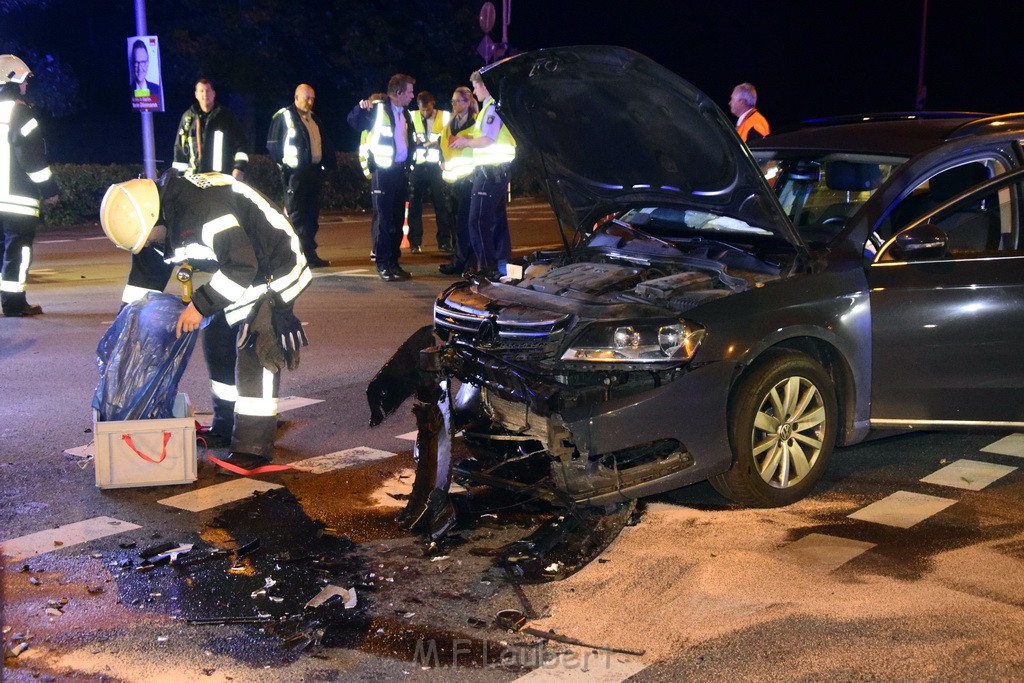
[291,447,396,474]
[920,459,1017,491]
[981,433,1024,458]
[277,396,324,412]
[776,533,876,572]
[1,516,141,561]
[848,490,957,528]
[157,479,283,512]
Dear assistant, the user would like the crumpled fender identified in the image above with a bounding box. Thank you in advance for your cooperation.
[366,325,435,427]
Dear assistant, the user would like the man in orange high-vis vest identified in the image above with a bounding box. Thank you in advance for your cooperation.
[729,82,770,143]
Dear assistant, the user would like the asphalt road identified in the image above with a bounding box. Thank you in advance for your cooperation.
[2,200,1023,681]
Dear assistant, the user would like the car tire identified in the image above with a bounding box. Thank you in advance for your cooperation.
[710,351,837,507]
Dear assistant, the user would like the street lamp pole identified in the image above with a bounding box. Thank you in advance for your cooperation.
[134,0,157,179]
[915,0,928,111]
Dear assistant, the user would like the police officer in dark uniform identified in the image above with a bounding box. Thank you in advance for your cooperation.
[0,54,59,317]
[266,83,335,268]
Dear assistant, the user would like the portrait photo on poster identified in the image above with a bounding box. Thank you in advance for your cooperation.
[128,36,163,113]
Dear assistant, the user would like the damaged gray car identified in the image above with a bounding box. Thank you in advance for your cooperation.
[369,45,1024,537]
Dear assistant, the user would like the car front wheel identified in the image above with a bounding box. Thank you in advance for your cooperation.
[710,351,837,507]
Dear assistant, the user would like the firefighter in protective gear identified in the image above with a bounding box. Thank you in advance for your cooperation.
[101,172,311,467]
[266,83,336,268]
[347,74,416,281]
[0,54,59,317]
[447,71,516,275]
[407,91,455,253]
[172,79,249,179]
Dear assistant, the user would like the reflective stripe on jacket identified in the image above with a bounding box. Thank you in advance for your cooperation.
[470,97,516,167]
[0,98,57,217]
[172,104,249,175]
[410,110,451,164]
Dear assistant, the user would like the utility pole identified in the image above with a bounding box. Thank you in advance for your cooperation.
[915,0,928,111]
[134,0,157,179]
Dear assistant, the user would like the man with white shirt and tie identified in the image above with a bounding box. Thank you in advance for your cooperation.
[348,74,416,281]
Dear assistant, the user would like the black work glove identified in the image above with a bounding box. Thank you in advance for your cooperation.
[237,297,287,373]
[272,303,308,371]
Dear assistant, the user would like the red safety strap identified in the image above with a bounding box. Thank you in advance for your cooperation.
[121,432,171,464]
[195,421,311,476]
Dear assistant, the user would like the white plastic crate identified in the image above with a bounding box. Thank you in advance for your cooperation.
[94,394,197,489]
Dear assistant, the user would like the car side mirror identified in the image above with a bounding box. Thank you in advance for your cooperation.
[890,222,948,261]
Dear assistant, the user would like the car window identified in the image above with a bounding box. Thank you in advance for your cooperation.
[756,154,902,243]
[874,159,1007,244]
[874,169,1022,263]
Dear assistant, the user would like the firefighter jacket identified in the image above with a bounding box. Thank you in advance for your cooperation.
[266,105,336,174]
[410,109,451,165]
[347,100,414,175]
[172,103,249,175]
[156,173,311,326]
[470,97,516,168]
[736,108,770,143]
[0,93,58,218]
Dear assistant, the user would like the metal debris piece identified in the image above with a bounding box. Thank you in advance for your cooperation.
[304,585,357,610]
[494,609,527,631]
[517,625,646,657]
[45,608,62,616]
[468,617,489,628]
[430,555,450,562]
[187,616,275,625]
[28,577,41,586]
[7,642,29,657]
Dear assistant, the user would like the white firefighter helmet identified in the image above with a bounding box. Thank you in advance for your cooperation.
[100,179,160,253]
[0,55,31,85]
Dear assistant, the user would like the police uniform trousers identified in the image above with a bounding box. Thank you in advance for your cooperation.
[371,164,409,272]
[445,178,474,271]
[0,213,38,312]
[467,165,511,273]
[283,166,323,261]
[407,162,454,249]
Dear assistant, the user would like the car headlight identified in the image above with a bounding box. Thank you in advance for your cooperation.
[561,320,706,363]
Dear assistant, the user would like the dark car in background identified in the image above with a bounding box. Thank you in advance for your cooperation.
[414,46,1024,509]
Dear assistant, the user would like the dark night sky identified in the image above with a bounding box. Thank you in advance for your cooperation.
[19,1,1024,164]
[510,1,1024,125]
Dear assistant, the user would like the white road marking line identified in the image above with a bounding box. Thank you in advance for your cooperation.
[64,443,95,458]
[277,396,324,412]
[776,533,876,572]
[37,239,74,244]
[82,236,109,240]
[396,431,418,441]
[848,490,957,528]
[316,269,378,278]
[511,647,646,681]
[157,479,282,512]
[920,459,1017,491]
[981,433,1024,458]
[1,516,141,561]
[292,447,397,474]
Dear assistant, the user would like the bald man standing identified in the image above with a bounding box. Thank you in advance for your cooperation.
[267,83,336,267]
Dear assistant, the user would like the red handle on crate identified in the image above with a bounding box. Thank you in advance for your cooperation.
[121,432,172,464]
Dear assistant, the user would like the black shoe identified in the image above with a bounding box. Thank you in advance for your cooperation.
[393,266,412,280]
[3,304,43,317]
[370,251,376,262]
[378,269,400,282]
[409,245,422,254]
[197,429,231,449]
[438,263,463,275]
[225,451,271,469]
[307,255,332,268]
[438,243,455,254]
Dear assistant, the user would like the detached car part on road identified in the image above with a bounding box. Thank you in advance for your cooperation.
[370,45,1024,517]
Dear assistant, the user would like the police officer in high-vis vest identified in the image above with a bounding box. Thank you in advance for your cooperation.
[0,55,59,317]
[100,173,311,469]
[347,73,416,282]
[448,71,516,276]
[407,91,454,253]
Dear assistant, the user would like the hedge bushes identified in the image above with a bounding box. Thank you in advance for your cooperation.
[42,152,546,226]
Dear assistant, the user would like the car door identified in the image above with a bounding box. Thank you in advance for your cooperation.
[867,163,1024,426]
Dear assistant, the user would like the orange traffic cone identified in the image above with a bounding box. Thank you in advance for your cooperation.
[400,201,411,250]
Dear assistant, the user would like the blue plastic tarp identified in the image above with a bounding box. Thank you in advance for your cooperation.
[92,292,201,421]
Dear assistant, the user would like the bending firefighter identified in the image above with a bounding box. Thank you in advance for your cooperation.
[100,172,311,468]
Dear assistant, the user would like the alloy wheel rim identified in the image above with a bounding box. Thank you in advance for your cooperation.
[750,375,826,489]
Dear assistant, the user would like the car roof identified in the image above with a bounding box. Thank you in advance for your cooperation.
[751,112,1024,157]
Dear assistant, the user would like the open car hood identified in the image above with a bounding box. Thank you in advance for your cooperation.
[481,46,802,248]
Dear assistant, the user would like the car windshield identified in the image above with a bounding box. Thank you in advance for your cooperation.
[753,153,907,241]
